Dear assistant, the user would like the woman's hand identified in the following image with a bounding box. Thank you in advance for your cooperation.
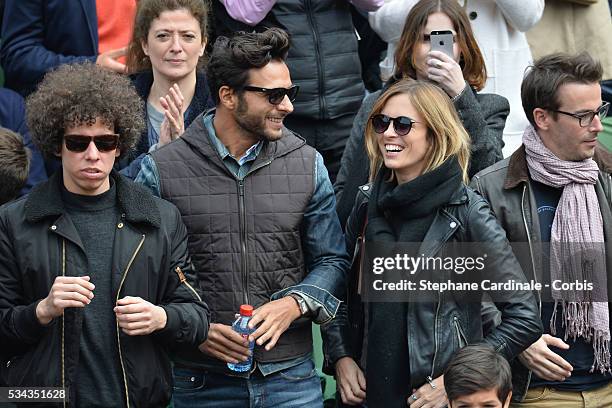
[407,375,448,408]
[425,50,466,99]
[159,83,186,146]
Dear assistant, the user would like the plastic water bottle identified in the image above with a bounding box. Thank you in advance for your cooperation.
[227,304,255,372]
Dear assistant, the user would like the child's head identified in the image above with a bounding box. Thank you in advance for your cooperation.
[444,345,512,408]
[0,127,30,205]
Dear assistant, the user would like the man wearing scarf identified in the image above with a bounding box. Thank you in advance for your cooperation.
[471,52,612,407]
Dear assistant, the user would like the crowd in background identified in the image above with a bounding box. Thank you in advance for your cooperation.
[0,1,612,408]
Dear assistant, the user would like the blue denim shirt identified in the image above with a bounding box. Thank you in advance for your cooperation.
[136,113,349,375]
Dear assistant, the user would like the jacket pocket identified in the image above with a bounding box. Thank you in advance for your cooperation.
[452,316,468,349]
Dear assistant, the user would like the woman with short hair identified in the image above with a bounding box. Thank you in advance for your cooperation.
[323,80,541,407]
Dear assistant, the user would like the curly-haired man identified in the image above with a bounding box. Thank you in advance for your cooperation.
[0,63,210,407]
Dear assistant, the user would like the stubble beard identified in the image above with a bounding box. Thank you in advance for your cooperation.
[235,94,283,142]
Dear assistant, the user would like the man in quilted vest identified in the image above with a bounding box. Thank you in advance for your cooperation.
[136,28,349,407]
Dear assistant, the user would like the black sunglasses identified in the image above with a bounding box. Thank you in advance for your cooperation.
[64,134,120,153]
[371,114,418,136]
[242,85,300,105]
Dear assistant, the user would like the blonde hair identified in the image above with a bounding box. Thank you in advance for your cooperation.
[365,79,471,183]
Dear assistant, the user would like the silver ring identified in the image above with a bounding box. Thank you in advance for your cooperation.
[411,394,418,401]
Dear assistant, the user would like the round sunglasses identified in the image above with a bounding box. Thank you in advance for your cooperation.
[371,114,418,136]
[242,85,300,105]
[64,134,120,152]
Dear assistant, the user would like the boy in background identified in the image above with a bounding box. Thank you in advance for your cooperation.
[0,127,30,205]
[444,345,512,408]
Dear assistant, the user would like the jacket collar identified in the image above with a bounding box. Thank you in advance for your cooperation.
[504,142,612,190]
[358,177,469,205]
[24,170,161,228]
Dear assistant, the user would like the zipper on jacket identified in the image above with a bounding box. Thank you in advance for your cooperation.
[61,240,66,408]
[305,0,326,120]
[233,159,273,306]
[430,291,442,377]
[453,316,467,348]
[521,184,539,396]
[237,180,249,306]
[115,234,146,408]
[175,266,202,301]
[521,185,541,312]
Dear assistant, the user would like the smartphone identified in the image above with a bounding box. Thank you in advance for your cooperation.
[430,30,454,58]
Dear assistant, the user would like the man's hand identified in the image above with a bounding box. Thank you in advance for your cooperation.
[159,84,186,146]
[114,296,167,336]
[407,375,447,408]
[36,276,95,325]
[248,297,302,351]
[335,357,366,405]
[96,47,127,74]
[199,323,251,364]
[518,334,573,381]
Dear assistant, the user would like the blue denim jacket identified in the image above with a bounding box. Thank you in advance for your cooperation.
[136,113,349,375]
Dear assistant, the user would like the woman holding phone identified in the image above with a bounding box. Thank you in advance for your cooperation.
[334,0,509,227]
[121,0,213,179]
[322,80,541,407]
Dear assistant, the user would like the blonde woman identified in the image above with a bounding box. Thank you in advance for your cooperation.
[322,80,541,407]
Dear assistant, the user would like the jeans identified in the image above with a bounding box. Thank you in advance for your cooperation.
[172,358,324,408]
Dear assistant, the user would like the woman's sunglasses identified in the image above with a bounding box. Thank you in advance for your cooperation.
[242,85,300,105]
[64,134,120,153]
[371,114,418,136]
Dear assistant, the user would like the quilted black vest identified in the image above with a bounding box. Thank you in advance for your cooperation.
[152,114,316,369]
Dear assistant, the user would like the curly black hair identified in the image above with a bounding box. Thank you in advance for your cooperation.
[26,63,145,160]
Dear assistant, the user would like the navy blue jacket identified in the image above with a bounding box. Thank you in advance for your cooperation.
[119,70,214,179]
[1,0,98,96]
[0,88,47,192]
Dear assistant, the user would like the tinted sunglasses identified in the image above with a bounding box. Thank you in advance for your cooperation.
[242,85,300,105]
[371,114,418,136]
[64,134,120,152]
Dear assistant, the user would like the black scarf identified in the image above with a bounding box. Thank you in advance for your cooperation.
[365,157,463,408]
[366,156,463,243]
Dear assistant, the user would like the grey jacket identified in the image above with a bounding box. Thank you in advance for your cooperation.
[334,84,509,227]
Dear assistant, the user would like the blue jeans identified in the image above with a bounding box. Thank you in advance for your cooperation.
[172,359,323,408]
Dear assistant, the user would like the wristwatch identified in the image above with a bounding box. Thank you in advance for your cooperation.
[288,294,309,316]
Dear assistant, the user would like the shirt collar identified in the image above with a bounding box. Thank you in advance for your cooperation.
[203,113,263,165]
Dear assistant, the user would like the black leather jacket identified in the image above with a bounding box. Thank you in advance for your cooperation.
[0,172,210,407]
[322,182,542,389]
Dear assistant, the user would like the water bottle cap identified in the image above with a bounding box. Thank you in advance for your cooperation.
[239,304,253,316]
